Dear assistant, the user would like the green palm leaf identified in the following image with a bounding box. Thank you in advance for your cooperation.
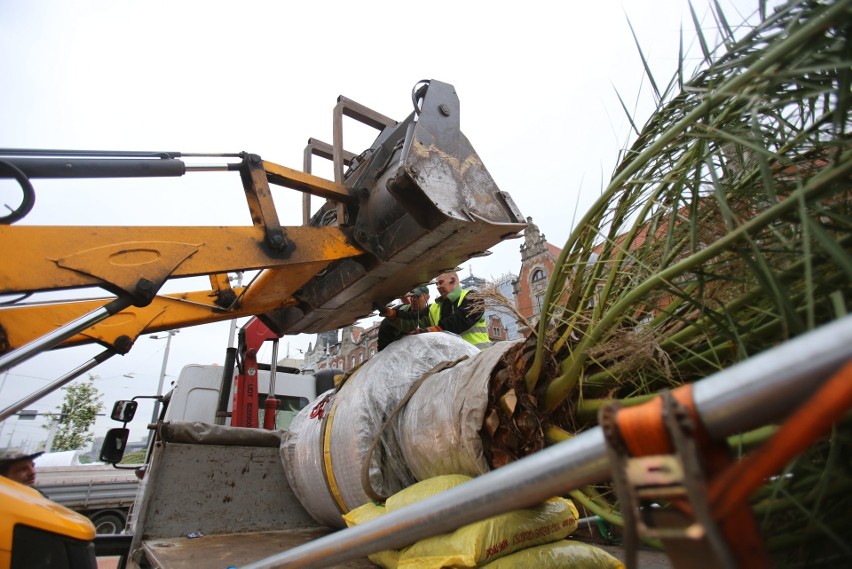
[483,1,852,564]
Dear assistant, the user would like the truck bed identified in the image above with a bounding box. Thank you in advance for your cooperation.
[125,422,358,568]
[139,528,671,569]
[127,422,672,569]
[141,529,374,569]
[36,464,139,509]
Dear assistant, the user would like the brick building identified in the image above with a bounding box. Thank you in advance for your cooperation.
[486,314,509,342]
[303,323,380,374]
[513,217,562,330]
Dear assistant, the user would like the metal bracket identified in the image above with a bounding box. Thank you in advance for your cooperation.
[601,392,737,569]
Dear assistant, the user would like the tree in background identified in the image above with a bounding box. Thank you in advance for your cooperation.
[43,374,104,452]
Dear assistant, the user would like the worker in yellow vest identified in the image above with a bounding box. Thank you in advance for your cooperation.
[425,272,491,349]
[377,272,491,349]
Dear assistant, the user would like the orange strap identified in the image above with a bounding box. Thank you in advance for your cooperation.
[613,360,852,567]
[710,360,852,520]
[615,384,699,457]
[614,383,769,568]
[616,384,734,480]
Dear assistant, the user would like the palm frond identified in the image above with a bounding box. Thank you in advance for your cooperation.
[497,1,852,563]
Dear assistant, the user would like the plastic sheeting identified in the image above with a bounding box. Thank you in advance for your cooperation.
[282,333,479,528]
[280,390,340,527]
[400,339,522,480]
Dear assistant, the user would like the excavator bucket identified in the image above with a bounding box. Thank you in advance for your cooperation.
[257,80,526,334]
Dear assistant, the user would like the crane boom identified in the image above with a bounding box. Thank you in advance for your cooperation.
[0,80,526,369]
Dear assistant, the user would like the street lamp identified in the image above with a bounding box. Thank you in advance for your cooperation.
[147,330,178,447]
[227,272,244,349]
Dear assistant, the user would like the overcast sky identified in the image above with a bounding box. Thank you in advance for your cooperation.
[0,0,771,451]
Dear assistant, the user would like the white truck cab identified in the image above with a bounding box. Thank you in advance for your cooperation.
[163,364,321,429]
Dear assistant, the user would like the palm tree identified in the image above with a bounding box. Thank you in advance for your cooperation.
[480,0,851,564]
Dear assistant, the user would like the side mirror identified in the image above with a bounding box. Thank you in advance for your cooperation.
[100,428,130,464]
[110,400,138,423]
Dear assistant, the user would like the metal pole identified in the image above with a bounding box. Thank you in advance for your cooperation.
[241,314,852,569]
[147,331,176,447]
[269,340,279,398]
[44,415,61,453]
[227,319,239,349]
[262,339,280,430]
[227,273,244,349]
[217,273,244,426]
[0,351,116,422]
[0,296,133,374]
[5,422,17,447]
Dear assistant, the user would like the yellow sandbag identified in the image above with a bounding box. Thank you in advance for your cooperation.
[344,475,580,569]
[480,539,625,569]
[396,497,579,569]
[385,474,472,512]
[343,501,386,525]
[343,502,400,569]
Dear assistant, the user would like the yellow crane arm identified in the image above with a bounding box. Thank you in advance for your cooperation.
[0,225,361,297]
[0,80,526,368]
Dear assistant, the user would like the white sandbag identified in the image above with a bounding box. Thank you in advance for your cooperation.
[400,339,522,480]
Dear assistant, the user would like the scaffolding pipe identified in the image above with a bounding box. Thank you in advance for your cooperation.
[0,296,133,374]
[0,350,116,422]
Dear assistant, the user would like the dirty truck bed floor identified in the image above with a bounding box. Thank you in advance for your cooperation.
[140,529,672,569]
[141,529,375,569]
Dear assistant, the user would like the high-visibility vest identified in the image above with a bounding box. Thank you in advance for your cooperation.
[429,289,492,349]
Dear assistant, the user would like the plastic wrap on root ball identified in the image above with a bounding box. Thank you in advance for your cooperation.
[330,333,479,511]
[280,389,342,528]
[400,340,523,480]
[282,333,479,528]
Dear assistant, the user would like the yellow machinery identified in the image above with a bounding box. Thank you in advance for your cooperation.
[0,79,525,413]
[0,477,97,569]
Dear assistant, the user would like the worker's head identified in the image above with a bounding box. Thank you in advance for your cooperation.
[435,272,460,298]
[0,449,43,486]
[406,285,430,310]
